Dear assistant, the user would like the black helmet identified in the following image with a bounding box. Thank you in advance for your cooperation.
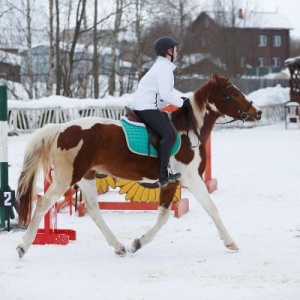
[154,36,178,57]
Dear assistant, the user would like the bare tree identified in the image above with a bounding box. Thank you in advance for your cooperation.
[93,0,99,98]
[47,0,55,96]
[80,8,90,99]
[6,0,35,98]
[108,0,124,96]
[55,0,61,95]
[62,0,87,96]
[134,0,144,81]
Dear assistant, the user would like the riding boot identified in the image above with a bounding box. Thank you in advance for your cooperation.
[158,139,181,187]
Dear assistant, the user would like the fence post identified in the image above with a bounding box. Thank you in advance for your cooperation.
[0,85,16,231]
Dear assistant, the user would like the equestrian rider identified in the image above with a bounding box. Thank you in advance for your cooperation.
[131,36,188,187]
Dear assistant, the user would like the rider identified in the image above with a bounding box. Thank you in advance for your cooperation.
[131,36,188,187]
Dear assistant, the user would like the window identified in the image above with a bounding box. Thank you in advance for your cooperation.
[240,57,246,67]
[258,57,266,67]
[258,35,267,47]
[272,35,282,47]
[272,57,281,67]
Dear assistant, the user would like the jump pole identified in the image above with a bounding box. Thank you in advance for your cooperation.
[0,85,16,231]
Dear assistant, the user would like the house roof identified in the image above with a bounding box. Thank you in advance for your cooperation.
[205,10,292,30]
[285,56,300,66]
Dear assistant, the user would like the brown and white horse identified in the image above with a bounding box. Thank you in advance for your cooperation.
[16,74,262,258]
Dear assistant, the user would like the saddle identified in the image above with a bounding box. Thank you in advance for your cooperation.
[124,106,177,150]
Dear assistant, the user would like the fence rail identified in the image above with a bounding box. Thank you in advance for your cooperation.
[8,103,285,134]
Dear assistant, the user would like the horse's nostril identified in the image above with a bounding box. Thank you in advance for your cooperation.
[258,110,262,115]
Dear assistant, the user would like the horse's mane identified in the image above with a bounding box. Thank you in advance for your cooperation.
[194,79,211,112]
[171,78,212,132]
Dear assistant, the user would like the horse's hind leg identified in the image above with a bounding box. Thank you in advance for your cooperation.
[16,181,69,258]
[131,182,178,253]
[77,178,126,256]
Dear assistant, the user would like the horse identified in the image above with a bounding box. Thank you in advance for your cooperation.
[16,74,262,258]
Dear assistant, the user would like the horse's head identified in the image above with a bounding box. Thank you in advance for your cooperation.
[209,74,262,122]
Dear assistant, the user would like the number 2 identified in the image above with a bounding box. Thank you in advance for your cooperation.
[4,192,12,206]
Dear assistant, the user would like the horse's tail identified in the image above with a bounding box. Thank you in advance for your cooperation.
[17,123,60,226]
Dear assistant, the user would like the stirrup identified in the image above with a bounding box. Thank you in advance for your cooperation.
[159,172,181,187]
[168,172,181,182]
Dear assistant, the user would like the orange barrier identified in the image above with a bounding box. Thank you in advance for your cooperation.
[204,136,218,193]
[33,170,76,245]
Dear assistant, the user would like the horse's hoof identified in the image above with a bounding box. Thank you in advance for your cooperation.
[115,246,126,257]
[131,238,142,253]
[226,243,239,251]
[16,245,25,259]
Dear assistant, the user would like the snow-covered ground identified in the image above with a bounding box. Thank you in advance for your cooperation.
[0,86,300,299]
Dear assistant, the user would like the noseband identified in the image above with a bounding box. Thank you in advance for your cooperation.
[219,84,253,123]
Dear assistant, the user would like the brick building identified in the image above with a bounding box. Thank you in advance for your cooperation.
[184,10,291,77]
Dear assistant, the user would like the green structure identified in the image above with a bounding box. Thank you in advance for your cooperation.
[0,85,16,230]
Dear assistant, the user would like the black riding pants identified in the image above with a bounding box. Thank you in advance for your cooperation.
[134,109,173,180]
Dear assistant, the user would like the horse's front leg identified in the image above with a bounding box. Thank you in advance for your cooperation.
[131,182,178,253]
[185,177,239,251]
[77,178,126,256]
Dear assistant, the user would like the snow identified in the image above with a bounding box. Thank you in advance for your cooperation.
[206,10,292,30]
[1,87,300,299]
[247,84,290,106]
[7,83,290,111]
[8,94,133,109]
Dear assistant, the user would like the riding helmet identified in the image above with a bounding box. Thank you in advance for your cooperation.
[154,36,178,56]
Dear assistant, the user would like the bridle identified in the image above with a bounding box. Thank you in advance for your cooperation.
[184,83,255,148]
[217,84,254,124]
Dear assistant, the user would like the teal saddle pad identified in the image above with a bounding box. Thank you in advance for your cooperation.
[120,117,181,158]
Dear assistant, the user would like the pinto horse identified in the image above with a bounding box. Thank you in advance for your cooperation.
[16,74,262,258]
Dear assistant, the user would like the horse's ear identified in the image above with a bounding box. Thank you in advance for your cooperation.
[211,74,219,84]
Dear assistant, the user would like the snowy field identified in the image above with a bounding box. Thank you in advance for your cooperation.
[1,119,299,300]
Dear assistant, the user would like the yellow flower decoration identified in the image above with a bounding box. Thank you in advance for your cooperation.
[95,173,116,193]
[115,179,181,203]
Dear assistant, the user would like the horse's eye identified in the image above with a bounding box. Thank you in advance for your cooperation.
[233,91,239,97]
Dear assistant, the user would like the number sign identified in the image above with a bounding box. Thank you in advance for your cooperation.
[0,190,16,207]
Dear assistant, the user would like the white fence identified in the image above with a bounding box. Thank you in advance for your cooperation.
[7,102,285,134]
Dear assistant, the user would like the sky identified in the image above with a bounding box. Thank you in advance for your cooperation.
[254,0,300,38]
[1,85,300,299]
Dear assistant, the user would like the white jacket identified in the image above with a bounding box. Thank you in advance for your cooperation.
[131,56,184,110]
